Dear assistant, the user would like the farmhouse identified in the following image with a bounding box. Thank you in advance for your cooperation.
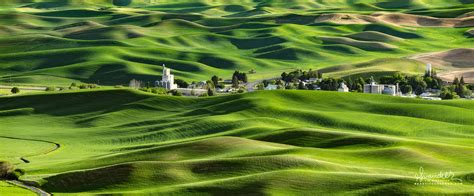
[265,84,279,90]
[189,81,208,89]
[156,64,178,90]
[338,82,349,92]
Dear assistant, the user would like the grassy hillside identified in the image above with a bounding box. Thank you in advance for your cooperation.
[319,58,426,79]
[1,1,473,195]
[2,0,474,10]
[0,89,473,194]
[0,181,35,195]
[0,1,473,85]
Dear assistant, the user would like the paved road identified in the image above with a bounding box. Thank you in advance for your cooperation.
[245,77,281,92]
[8,180,51,196]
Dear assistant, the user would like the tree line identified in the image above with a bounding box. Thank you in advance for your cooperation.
[271,69,473,99]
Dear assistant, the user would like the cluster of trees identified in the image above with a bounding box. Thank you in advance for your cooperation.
[275,69,473,98]
[319,78,345,91]
[440,77,472,99]
[175,79,189,88]
[291,77,344,91]
[257,79,284,90]
[139,87,182,96]
[232,71,248,88]
[0,161,24,180]
[274,69,343,91]
[211,75,225,89]
[206,80,216,96]
[11,87,20,94]
[339,73,442,95]
[281,69,322,83]
[207,75,245,96]
[377,73,441,95]
[344,78,366,92]
[70,83,99,90]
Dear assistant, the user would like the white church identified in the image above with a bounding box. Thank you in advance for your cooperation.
[156,64,178,90]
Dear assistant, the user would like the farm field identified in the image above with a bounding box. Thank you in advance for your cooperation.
[0,0,473,85]
[0,181,35,196]
[1,0,474,195]
[0,88,45,96]
[0,89,473,194]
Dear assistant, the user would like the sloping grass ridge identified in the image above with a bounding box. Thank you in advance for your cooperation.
[0,90,473,194]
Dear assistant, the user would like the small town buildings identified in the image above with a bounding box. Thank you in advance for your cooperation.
[422,97,442,101]
[420,91,442,100]
[189,81,207,89]
[364,77,400,96]
[216,88,226,93]
[307,78,321,83]
[364,81,384,94]
[265,84,279,90]
[156,64,178,90]
[178,88,207,96]
[338,82,349,92]
[382,85,399,96]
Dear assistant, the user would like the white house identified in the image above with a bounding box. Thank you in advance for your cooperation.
[338,82,349,92]
[265,84,279,90]
[156,64,178,90]
[307,78,321,83]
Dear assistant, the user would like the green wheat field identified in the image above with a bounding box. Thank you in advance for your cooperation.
[0,0,473,195]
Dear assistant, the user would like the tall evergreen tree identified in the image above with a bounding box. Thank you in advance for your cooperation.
[453,77,459,85]
[232,76,239,88]
[211,75,219,87]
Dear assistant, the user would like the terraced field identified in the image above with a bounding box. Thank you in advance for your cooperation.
[0,89,473,194]
[0,0,473,85]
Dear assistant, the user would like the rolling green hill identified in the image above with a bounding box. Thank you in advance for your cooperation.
[1,1,474,195]
[0,1,473,85]
[0,89,473,194]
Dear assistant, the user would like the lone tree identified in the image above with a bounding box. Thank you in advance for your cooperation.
[0,161,24,180]
[207,87,215,96]
[11,87,20,94]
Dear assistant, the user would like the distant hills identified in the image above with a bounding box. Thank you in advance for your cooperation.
[0,0,473,86]
[2,0,474,10]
